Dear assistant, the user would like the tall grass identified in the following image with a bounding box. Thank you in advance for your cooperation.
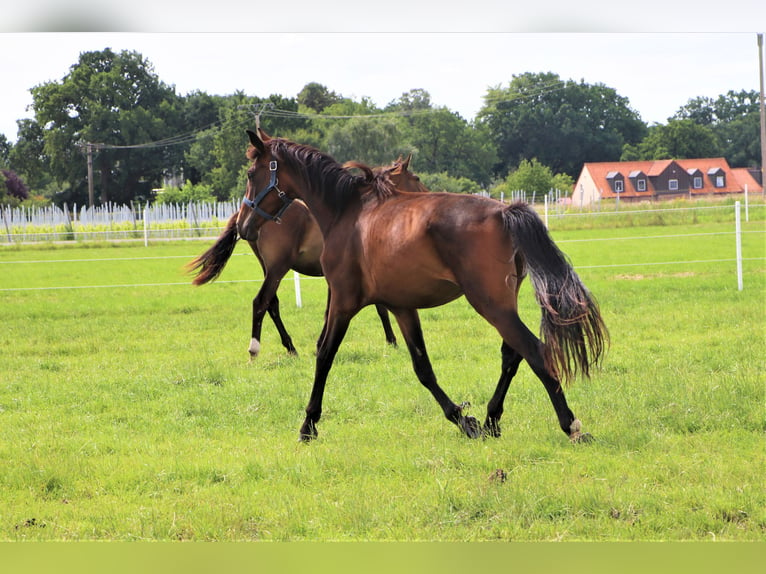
[0,213,763,541]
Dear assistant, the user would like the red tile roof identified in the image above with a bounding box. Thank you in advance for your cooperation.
[580,158,762,199]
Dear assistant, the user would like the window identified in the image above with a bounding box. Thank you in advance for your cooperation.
[708,167,726,188]
[693,176,703,189]
[614,180,624,192]
[669,179,679,191]
[637,179,646,192]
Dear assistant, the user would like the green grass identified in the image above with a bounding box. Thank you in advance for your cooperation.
[0,213,764,541]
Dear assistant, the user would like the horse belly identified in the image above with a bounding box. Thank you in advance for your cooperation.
[369,260,462,308]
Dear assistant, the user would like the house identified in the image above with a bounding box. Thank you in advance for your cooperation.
[572,158,763,206]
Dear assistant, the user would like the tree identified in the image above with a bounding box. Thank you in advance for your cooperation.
[419,171,482,194]
[204,92,259,201]
[325,116,406,166]
[385,89,432,113]
[7,119,53,193]
[0,134,10,169]
[30,48,182,205]
[621,120,722,161]
[491,158,574,198]
[672,90,760,167]
[297,82,342,113]
[477,72,647,178]
[387,91,496,186]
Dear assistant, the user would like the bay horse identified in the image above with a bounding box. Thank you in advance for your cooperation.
[241,128,608,443]
[187,155,428,359]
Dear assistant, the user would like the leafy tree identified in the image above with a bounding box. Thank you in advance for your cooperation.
[154,180,215,204]
[0,134,10,169]
[203,91,258,201]
[418,171,482,194]
[7,119,53,192]
[385,89,432,113]
[30,48,182,205]
[325,116,406,166]
[387,91,496,186]
[491,158,573,198]
[477,72,647,178]
[297,82,342,113]
[621,120,722,160]
[672,90,760,167]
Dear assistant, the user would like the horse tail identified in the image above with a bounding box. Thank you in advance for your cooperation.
[502,202,608,385]
[186,211,240,285]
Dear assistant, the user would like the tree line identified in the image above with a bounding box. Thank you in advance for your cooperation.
[0,48,761,208]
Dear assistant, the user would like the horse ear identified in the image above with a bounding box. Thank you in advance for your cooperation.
[257,127,272,142]
[246,129,265,154]
[403,153,412,170]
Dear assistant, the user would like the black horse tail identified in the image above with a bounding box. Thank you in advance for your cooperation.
[502,202,608,385]
[186,211,240,285]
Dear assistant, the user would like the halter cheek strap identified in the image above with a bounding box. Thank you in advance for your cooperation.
[242,160,293,223]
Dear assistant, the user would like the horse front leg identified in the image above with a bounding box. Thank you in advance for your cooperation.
[300,307,354,442]
[391,308,481,438]
[249,274,282,360]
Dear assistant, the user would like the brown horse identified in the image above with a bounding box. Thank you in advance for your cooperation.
[187,155,428,359]
[240,129,608,443]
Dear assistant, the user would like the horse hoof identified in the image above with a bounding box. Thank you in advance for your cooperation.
[460,415,482,439]
[570,432,594,444]
[483,420,501,438]
[299,420,318,442]
[248,338,261,359]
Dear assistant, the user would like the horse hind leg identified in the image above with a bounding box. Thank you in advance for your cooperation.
[392,308,481,439]
[474,303,587,442]
[266,294,298,355]
[375,304,398,347]
[483,342,523,438]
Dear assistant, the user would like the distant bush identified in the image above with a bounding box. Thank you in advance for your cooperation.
[1,169,30,205]
[419,172,482,194]
[153,180,215,204]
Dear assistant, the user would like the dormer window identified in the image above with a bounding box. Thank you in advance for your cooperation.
[606,170,625,193]
[708,167,726,188]
[687,168,704,189]
[629,169,648,192]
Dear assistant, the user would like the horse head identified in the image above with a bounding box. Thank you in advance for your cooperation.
[238,128,296,240]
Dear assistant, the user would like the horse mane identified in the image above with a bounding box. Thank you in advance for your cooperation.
[252,137,394,212]
[344,161,397,201]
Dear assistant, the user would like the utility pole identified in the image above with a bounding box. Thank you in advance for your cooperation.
[758,33,766,193]
[86,143,95,208]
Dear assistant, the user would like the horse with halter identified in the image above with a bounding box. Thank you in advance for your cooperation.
[187,153,429,359]
[240,128,608,443]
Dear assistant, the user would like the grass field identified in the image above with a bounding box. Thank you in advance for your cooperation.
[0,206,764,541]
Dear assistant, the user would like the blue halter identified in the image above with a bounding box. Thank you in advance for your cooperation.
[242,160,293,224]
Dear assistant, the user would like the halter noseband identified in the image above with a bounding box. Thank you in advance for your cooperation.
[242,160,293,224]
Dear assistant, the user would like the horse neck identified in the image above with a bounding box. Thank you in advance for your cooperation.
[277,142,362,235]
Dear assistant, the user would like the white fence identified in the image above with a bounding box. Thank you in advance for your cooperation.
[1,200,240,243]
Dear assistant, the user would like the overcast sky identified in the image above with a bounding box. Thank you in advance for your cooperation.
[2,6,764,145]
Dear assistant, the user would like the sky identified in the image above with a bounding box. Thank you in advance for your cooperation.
[1,4,765,145]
